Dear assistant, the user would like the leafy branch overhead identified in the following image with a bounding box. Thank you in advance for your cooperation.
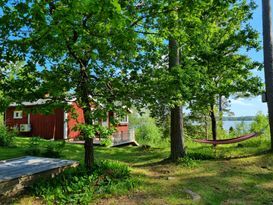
[0,0,263,165]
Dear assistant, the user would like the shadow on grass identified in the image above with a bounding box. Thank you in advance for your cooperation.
[179,159,273,204]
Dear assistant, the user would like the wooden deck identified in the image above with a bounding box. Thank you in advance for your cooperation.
[0,156,78,198]
[69,129,139,147]
[69,138,139,147]
[112,140,139,147]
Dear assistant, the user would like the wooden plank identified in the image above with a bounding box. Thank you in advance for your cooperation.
[112,140,139,147]
[0,156,78,183]
[0,156,79,198]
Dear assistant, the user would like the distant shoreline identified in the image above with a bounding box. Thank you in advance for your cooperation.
[222,116,255,121]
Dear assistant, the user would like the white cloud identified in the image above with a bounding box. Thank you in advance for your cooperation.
[229,97,267,116]
[230,99,254,107]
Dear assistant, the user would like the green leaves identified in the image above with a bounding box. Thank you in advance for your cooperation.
[111,0,122,13]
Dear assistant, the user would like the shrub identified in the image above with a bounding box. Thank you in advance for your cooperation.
[187,151,215,160]
[129,110,166,147]
[100,137,112,147]
[43,140,65,158]
[0,114,3,125]
[30,161,138,205]
[178,156,199,168]
[25,137,42,156]
[234,121,249,136]
[250,112,269,136]
[25,137,65,158]
[0,125,15,147]
[93,160,130,180]
[135,117,164,147]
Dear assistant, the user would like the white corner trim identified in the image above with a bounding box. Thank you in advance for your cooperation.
[63,111,68,140]
[27,113,30,124]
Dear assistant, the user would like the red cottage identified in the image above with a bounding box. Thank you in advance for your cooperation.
[4,100,136,145]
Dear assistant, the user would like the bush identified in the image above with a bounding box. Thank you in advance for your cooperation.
[234,121,249,136]
[135,117,164,147]
[25,137,42,156]
[0,125,16,147]
[187,151,215,160]
[94,160,130,180]
[178,156,199,168]
[43,141,65,158]
[0,114,3,125]
[100,137,112,147]
[129,110,166,147]
[250,112,269,135]
[30,161,138,205]
[25,137,65,158]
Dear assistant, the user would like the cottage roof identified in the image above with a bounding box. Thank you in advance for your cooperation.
[9,99,52,107]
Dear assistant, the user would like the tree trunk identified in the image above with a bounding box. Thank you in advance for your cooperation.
[210,104,217,142]
[205,116,209,140]
[262,0,273,151]
[84,136,94,170]
[218,95,223,130]
[79,64,95,170]
[169,38,185,161]
[83,107,94,170]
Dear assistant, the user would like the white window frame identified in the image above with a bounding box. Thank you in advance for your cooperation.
[102,114,109,127]
[119,115,129,124]
[13,111,23,119]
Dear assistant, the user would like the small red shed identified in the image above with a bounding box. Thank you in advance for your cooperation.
[4,100,130,141]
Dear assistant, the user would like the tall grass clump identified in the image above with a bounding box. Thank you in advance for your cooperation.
[30,160,138,205]
[25,137,65,158]
[0,113,3,125]
[0,125,16,147]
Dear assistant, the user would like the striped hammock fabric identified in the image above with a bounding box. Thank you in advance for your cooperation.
[193,132,261,145]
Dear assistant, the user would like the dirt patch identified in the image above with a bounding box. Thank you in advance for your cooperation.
[95,191,167,205]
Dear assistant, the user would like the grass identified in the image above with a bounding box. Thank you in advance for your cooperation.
[1,136,273,204]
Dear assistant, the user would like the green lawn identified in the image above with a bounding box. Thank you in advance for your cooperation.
[2,136,273,205]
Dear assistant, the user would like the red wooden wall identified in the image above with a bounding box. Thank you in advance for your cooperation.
[67,104,129,139]
[67,102,85,139]
[5,107,64,140]
[5,103,129,140]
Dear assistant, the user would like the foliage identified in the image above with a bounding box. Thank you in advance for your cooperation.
[0,0,147,168]
[25,137,65,158]
[2,136,273,204]
[0,125,15,147]
[178,156,199,168]
[30,161,137,205]
[233,121,250,136]
[93,160,131,180]
[43,141,66,158]
[0,113,3,125]
[187,149,216,161]
[187,0,262,140]
[250,112,269,134]
[130,111,165,147]
[100,137,112,147]
[223,116,256,121]
[25,137,42,156]
[184,112,210,139]
[0,0,264,166]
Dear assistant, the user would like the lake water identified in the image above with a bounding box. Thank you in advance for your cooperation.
[223,121,253,131]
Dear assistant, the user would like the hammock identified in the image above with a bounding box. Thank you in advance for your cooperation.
[193,132,262,145]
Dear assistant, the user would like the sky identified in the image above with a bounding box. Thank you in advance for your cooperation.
[228,1,269,117]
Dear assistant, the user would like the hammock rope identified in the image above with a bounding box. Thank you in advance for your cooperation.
[193,125,268,145]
